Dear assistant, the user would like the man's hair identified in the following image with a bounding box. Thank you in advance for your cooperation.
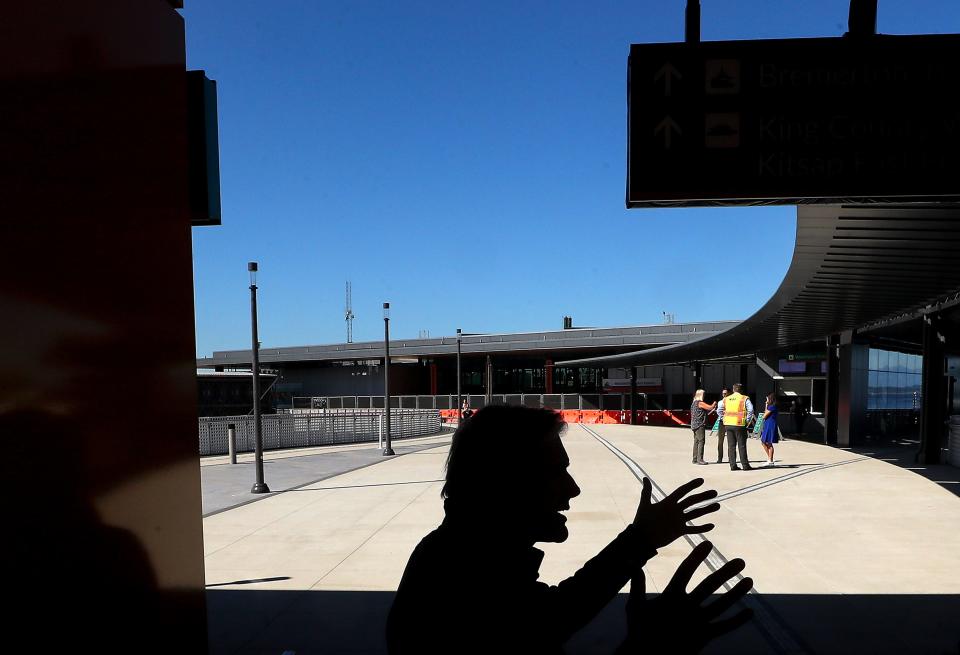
[732,383,743,393]
[442,405,565,504]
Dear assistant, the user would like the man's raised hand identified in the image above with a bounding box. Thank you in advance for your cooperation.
[632,477,720,551]
[618,541,754,654]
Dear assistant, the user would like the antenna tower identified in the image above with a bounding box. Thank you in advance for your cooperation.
[345,281,355,343]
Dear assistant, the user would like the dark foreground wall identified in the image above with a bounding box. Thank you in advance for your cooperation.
[0,2,207,651]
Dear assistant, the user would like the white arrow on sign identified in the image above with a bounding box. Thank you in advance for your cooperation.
[654,62,682,96]
[654,116,681,148]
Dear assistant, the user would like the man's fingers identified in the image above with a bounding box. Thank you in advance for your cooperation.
[682,522,715,535]
[684,503,721,522]
[633,478,653,522]
[678,489,719,510]
[702,577,753,619]
[664,540,712,594]
[641,477,652,507]
[690,559,747,603]
[706,607,754,639]
[664,477,704,504]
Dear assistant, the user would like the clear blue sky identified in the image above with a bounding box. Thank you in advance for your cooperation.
[185,1,960,356]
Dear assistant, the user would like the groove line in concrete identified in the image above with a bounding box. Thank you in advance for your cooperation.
[579,424,813,655]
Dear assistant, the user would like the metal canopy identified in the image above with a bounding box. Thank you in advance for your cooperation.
[197,321,739,368]
[559,204,960,367]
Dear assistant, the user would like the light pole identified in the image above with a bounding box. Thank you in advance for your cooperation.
[249,262,269,493]
[456,328,462,422]
[382,302,395,456]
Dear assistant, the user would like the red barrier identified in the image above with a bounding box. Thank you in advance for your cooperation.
[559,410,581,423]
[439,409,460,424]
[436,407,690,427]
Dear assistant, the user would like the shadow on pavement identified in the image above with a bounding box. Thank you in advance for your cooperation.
[207,589,960,655]
[844,437,960,499]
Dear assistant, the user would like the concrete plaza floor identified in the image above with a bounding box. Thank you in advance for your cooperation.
[202,424,960,654]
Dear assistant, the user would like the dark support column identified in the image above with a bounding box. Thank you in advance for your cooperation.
[630,366,637,425]
[919,314,946,464]
[693,361,703,390]
[1,3,207,649]
[837,332,869,447]
[429,362,438,396]
[545,359,554,394]
[825,335,840,445]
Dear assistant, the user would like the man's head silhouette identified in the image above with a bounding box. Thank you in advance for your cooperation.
[442,405,580,544]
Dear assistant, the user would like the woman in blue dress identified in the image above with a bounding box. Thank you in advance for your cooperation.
[759,393,778,466]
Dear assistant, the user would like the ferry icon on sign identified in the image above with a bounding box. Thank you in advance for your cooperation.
[706,60,740,94]
[705,113,740,148]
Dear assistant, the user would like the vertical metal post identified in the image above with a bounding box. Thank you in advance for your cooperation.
[249,262,269,494]
[630,367,637,425]
[456,328,462,422]
[383,302,395,455]
[227,423,237,465]
[685,0,700,44]
[485,355,493,405]
[847,0,878,37]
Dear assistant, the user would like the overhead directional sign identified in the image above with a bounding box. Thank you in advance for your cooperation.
[627,34,960,207]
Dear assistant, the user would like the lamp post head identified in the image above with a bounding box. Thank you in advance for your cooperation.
[248,261,258,287]
[383,302,390,320]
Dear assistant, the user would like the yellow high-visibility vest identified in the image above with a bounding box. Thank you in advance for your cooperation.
[723,393,747,427]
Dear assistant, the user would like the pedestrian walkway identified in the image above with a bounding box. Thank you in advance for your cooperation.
[200,431,453,516]
[204,424,960,654]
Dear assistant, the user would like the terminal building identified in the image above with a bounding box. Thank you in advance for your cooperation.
[197,319,759,417]
[198,205,960,466]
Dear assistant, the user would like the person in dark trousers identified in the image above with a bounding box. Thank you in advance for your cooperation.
[723,383,755,471]
[690,389,716,465]
[386,406,753,654]
[791,399,807,435]
[715,388,729,463]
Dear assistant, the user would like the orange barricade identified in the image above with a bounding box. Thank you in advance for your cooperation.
[439,409,460,424]
[435,407,692,427]
[602,410,623,424]
[580,410,601,424]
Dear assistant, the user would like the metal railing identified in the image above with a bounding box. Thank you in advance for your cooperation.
[198,409,442,457]
[293,393,653,412]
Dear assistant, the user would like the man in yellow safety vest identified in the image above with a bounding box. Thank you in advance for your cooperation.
[722,383,754,470]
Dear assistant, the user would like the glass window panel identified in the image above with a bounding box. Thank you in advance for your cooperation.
[869,349,879,370]
[868,371,878,410]
[912,354,922,374]
[878,372,890,408]
[878,350,889,371]
[893,351,903,373]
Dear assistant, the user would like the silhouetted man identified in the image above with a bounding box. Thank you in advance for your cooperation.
[386,406,752,654]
